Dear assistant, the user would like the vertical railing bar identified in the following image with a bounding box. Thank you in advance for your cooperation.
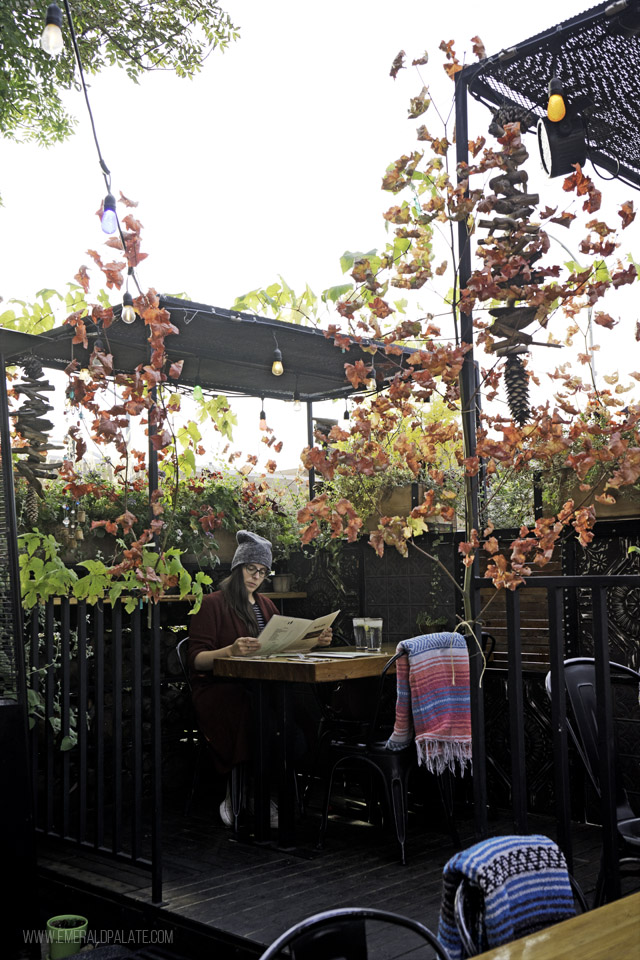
[30,612,40,825]
[77,600,88,845]
[60,598,71,839]
[506,588,527,832]
[131,604,143,861]
[150,600,163,904]
[112,600,123,855]
[469,579,487,838]
[592,585,619,902]
[547,585,573,871]
[44,600,55,834]
[94,601,105,849]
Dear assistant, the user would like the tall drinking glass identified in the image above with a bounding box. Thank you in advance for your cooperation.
[366,618,383,653]
[352,618,367,650]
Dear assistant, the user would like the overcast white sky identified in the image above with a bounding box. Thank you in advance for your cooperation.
[1,0,637,469]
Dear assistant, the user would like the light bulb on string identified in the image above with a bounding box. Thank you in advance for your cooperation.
[259,397,268,431]
[41,3,64,56]
[101,193,117,234]
[547,78,566,123]
[122,291,136,324]
[293,391,301,413]
[271,334,284,376]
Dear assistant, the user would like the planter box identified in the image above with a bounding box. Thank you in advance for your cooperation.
[364,483,426,531]
[558,474,640,520]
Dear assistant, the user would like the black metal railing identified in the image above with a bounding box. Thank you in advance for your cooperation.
[469,572,640,903]
[27,596,162,902]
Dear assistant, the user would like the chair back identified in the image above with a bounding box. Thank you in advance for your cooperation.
[258,907,451,959]
[366,650,406,748]
[454,872,587,957]
[545,657,639,822]
[176,637,191,688]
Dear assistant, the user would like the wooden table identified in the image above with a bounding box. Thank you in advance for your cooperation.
[472,891,640,959]
[211,648,396,848]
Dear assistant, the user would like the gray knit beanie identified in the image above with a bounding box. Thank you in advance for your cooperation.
[230,530,272,571]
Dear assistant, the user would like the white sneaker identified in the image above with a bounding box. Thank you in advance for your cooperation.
[219,792,234,828]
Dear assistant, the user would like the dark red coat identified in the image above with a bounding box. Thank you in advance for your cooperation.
[187,590,278,775]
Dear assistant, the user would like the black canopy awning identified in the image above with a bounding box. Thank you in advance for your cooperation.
[0,297,410,402]
[463,0,640,189]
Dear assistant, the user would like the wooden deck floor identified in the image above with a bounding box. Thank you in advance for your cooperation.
[36,781,631,960]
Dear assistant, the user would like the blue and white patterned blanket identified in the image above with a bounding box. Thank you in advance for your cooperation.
[437,834,576,959]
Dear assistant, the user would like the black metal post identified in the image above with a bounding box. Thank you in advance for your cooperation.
[547,586,573,870]
[505,589,527,832]
[592,586,619,902]
[0,351,37,956]
[455,67,487,838]
[148,387,163,903]
[306,401,315,500]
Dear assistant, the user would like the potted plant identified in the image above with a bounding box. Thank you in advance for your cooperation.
[46,915,88,959]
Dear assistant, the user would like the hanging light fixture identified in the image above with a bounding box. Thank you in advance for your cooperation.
[122,291,136,324]
[293,391,301,412]
[41,3,64,56]
[546,78,566,123]
[271,334,284,376]
[538,76,586,178]
[100,193,118,234]
[259,396,268,431]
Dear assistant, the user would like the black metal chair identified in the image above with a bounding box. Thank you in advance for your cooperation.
[317,651,458,865]
[175,637,244,831]
[545,657,640,906]
[258,906,452,959]
[453,872,588,958]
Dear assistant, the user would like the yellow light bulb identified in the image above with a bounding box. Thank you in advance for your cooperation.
[271,359,284,376]
[41,23,63,56]
[547,94,566,122]
[259,418,268,431]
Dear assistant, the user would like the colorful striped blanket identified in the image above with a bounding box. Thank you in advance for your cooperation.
[437,834,576,959]
[385,633,472,775]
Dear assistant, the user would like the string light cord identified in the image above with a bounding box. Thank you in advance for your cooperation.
[58,2,142,300]
[60,0,110,194]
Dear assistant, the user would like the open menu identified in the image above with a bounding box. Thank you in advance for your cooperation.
[251,610,340,658]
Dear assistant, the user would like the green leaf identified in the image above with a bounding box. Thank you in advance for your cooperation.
[322,284,354,303]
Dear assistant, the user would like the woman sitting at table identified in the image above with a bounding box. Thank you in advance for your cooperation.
[187,529,331,826]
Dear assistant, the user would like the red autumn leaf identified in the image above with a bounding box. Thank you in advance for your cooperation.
[408,87,430,118]
[344,359,373,389]
[168,360,184,379]
[549,212,576,228]
[594,312,617,329]
[471,36,486,59]
[102,261,126,290]
[411,52,429,66]
[300,520,321,544]
[618,200,635,229]
[390,50,406,79]
[265,460,277,474]
[150,429,172,451]
[369,297,394,319]
[74,265,90,292]
[64,359,79,376]
[71,319,88,349]
[119,191,138,208]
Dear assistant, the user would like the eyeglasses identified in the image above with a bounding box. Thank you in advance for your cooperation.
[245,563,269,579]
